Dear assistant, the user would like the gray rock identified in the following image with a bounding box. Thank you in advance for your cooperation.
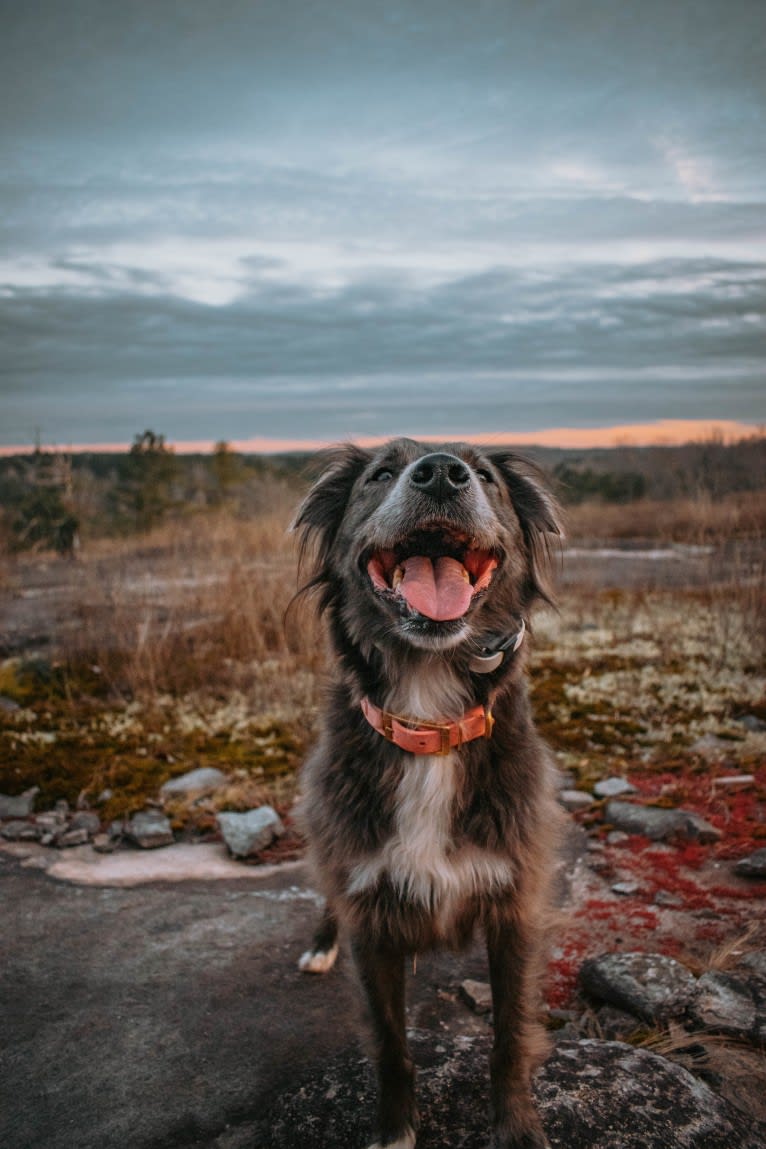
[92,833,118,853]
[607,829,630,845]
[54,827,90,848]
[689,970,766,1044]
[736,714,766,733]
[739,951,766,978]
[605,799,721,843]
[35,810,67,830]
[217,806,284,858]
[734,848,766,878]
[0,787,39,818]
[69,811,101,836]
[160,766,228,797]
[0,694,21,713]
[258,1032,765,1149]
[579,952,698,1023]
[654,889,684,907]
[559,789,594,812]
[125,810,174,849]
[594,776,637,799]
[1,819,43,841]
[611,880,641,896]
[459,979,493,1015]
[536,1039,764,1149]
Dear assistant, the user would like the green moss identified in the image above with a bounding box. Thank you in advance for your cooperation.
[0,700,305,822]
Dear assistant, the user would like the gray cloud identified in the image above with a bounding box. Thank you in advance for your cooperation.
[1,0,765,445]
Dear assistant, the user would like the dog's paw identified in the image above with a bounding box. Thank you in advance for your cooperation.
[366,1127,416,1149]
[298,944,339,974]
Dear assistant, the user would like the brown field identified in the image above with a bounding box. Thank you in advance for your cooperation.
[1,483,763,825]
[1,477,765,1070]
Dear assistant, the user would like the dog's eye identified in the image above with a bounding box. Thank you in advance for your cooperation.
[476,468,494,484]
[370,468,394,484]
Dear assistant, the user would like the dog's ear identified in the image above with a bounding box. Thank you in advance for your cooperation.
[485,448,564,605]
[293,444,372,578]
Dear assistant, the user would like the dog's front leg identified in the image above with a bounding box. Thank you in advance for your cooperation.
[352,936,417,1149]
[485,914,550,1149]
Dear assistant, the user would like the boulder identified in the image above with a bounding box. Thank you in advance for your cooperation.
[217,806,284,858]
[605,800,720,843]
[579,952,698,1023]
[256,1032,765,1149]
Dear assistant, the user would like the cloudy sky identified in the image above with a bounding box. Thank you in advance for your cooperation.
[1,0,764,450]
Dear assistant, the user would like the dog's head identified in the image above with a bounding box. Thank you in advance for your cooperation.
[295,438,562,656]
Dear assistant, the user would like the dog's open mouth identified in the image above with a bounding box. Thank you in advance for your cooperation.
[366,527,498,622]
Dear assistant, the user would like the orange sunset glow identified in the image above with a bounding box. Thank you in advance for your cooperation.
[1,419,761,457]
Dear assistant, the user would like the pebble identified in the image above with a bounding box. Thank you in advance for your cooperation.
[55,827,90,848]
[654,889,684,907]
[1,819,43,841]
[594,777,637,799]
[459,979,493,1015]
[559,789,594,813]
[93,833,118,853]
[611,880,641,896]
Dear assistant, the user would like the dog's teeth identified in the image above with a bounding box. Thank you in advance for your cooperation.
[392,566,404,590]
[460,566,470,582]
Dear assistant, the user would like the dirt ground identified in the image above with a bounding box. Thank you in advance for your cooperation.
[1,532,765,1146]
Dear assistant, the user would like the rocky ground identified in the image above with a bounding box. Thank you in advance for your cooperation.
[1,537,765,1147]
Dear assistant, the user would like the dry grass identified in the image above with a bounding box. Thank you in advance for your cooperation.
[62,501,326,701]
[565,489,766,544]
[1,484,764,816]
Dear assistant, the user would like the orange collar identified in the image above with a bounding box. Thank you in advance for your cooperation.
[361,696,494,756]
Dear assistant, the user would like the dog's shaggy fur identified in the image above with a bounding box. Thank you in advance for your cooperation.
[294,438,563,1149]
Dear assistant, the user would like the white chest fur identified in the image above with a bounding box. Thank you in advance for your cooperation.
[346,662,516,926]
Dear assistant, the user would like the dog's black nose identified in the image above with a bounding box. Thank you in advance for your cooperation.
[409,453,471,499]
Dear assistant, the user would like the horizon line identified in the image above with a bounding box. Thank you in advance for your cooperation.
[1,418,763,457]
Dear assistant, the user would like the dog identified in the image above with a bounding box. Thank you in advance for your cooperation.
[294,438,562,1149]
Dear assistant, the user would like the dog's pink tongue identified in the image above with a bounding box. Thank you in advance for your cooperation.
[399,555,472,621]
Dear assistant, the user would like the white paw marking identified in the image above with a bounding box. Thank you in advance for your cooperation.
[366,1128,416,1149]
[298,944,339,973]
